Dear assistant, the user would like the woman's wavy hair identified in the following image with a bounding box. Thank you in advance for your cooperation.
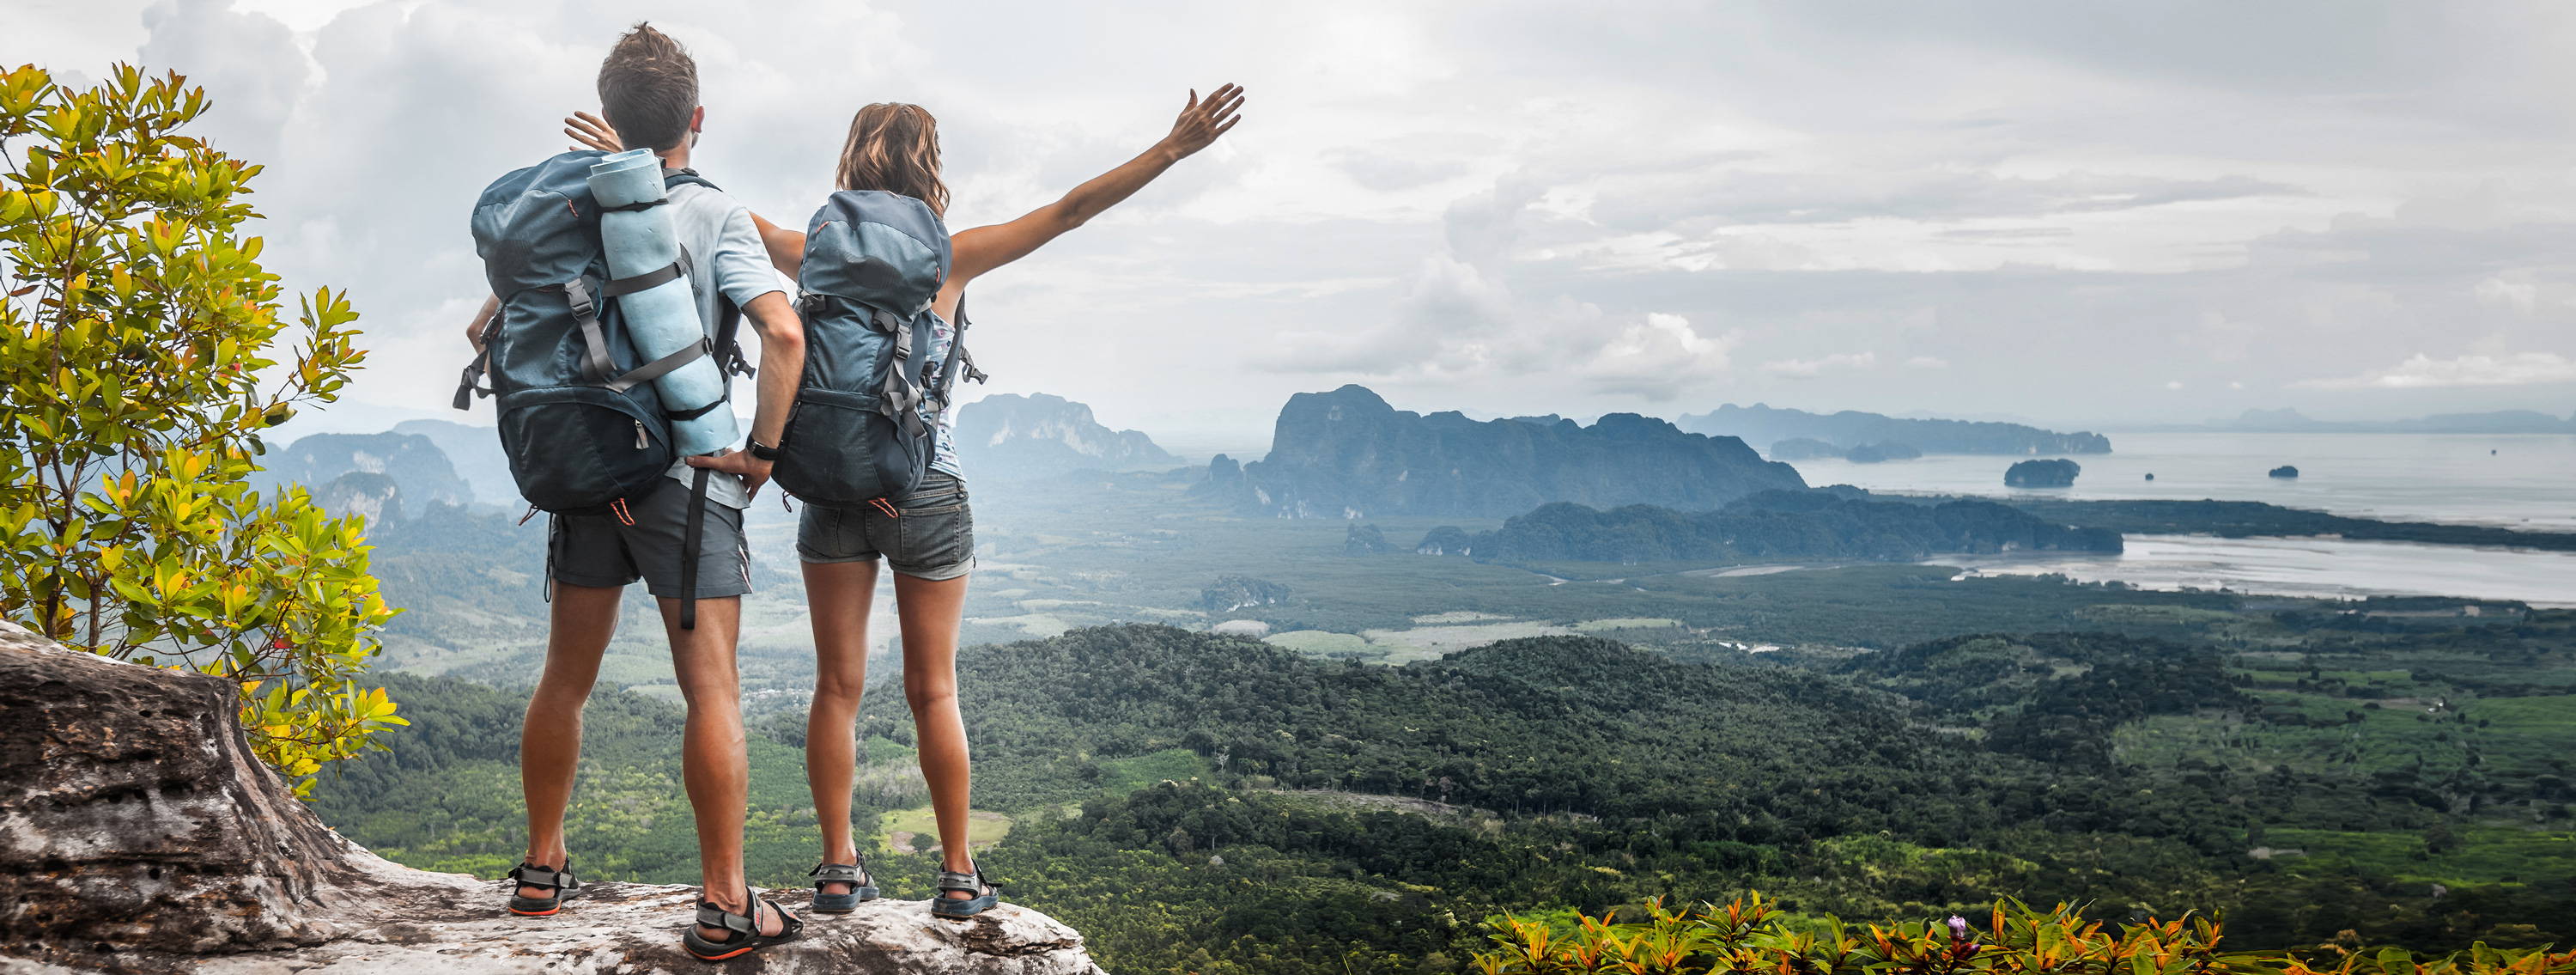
[834,102,949,216]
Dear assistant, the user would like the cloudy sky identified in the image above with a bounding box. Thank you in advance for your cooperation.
[12,0,2576,447]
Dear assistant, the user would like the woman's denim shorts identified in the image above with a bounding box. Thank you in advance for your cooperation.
[794,472,975,581]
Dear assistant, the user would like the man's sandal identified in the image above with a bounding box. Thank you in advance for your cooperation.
[681,893,803,961]
[928,865,999,920]
[808,858,879,914]
[503,858,582,917]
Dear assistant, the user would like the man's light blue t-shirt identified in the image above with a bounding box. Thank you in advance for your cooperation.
[660,180,789,509]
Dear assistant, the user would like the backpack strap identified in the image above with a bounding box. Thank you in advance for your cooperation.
[931,291,987,414]
[453,344,494,411]
[604,337,714,395]
[601,259,684,296]
[542,278,617,383]
[875,307,929,442]
[663,168,720,192]
[713,294,753,378]
[678,466,710,631]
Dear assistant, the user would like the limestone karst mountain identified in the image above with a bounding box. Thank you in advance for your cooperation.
[1200,385,1807,518]
[952,393,1179,478]
[258,430,473,516]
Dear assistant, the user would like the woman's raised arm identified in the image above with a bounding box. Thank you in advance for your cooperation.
[946,84,1246,289]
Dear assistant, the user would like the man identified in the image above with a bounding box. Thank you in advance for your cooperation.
[467,22,806,959]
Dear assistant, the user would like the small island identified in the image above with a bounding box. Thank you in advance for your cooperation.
[2269,465,2300,478]
[2005,458,2081,487]
[2143,472,2155,481]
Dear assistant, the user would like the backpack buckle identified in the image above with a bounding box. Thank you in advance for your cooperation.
[562,279,598,322]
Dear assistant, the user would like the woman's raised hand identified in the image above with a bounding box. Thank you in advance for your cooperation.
[1161,84,1246,161]
[564,111,625,153]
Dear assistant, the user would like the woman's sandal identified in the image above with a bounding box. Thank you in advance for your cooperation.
[503,858,582,917]
[681,892,804,961]
[807,857,880,914]
[928,865,999,920]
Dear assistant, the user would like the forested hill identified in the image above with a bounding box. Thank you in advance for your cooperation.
[1417,490,2121,564]
[1197,385,1806,517]
[313,621,2576,972]
[1679,403,2111,455]
[889,626,2205,843]
[1841,632,2246,770]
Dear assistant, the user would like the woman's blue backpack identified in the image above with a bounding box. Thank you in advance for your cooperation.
[774,191,981,507]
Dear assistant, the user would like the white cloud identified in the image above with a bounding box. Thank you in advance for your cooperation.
[1762,351,1878,378]
[2474,276,2537,314]
[2294,351,2576,389]
[1586,313,1740,400]
[17,0,2576,436]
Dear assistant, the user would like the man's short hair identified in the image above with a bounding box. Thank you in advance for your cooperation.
[597,22,698,153]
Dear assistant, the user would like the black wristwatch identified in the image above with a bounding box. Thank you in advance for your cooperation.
[746,439,780,461]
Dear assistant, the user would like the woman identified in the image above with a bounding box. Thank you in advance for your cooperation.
[566,84,1244,921]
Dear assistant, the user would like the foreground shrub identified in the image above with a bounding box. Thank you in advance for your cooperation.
[1472,894,2574,975]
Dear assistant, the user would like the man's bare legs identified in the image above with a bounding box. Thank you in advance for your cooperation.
[803,559,879,895]
[662,595,789,940]
[518,582,622,899]
[893,571,976,895]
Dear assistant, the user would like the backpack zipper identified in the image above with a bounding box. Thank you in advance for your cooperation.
[633,421,647,449]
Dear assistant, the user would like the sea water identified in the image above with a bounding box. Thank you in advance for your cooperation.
[1790,431,2575,530]
[1801,431,2576,605]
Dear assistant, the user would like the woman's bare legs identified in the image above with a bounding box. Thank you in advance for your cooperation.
[804,559,879,895]
[893,570,976,893]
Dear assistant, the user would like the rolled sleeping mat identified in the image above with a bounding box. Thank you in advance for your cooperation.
[586,148,739,456]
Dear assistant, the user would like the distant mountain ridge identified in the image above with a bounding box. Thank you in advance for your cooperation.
[1199,385,1807,518]
[953,393,1179,478]
[392,419,514,506]
[2204,408,2576,434]
[1418,491,2121,564]
[258,432,471,519]
[1680,403,2111,456]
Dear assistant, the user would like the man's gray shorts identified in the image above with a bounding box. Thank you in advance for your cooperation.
[548,474,751,599]
[795,472,975,581]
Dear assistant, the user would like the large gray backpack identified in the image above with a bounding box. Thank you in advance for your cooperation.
[773,190,982,507]
[454,150,750,628]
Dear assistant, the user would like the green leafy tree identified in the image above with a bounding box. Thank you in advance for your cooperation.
[0,64,403,793]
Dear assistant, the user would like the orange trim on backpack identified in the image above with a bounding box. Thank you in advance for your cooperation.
[868,497,900,519]
[611,498,636,526]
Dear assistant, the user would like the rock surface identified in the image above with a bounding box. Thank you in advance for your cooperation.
[0,621,1103,975]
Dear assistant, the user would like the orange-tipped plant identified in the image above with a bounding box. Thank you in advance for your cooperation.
[1472,895,2573,975]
